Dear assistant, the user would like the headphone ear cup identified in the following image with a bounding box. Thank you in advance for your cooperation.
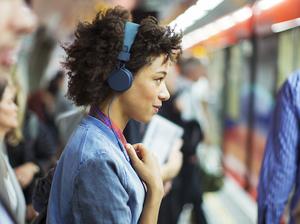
[107,67,133,92]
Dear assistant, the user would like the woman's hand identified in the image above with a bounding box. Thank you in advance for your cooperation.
[126,143,164,224]
[126,143,164,196]
[15,162,40,188]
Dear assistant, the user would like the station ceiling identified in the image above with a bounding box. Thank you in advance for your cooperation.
[30,0,255,39]
[140,0,254,34]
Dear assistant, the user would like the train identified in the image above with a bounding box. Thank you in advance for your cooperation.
[184,0,300,198]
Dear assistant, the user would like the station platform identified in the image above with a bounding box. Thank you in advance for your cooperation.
[178,176,257,224]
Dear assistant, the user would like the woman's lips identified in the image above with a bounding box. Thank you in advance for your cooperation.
[153,106,161,113]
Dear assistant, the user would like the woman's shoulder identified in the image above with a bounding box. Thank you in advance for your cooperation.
[68,119,121,162]
[74,145,128,188]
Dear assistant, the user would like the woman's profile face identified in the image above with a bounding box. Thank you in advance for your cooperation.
[119,55,170,123]
[0,85,18,131]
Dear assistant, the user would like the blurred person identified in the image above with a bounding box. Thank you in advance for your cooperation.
[0,193,18,224]
[0,0,36,75]
[258,70,300,224]
[6,107,57,222]
[0,76,26,224]
[6,71,57,222]
[0,0,36,223]
[46,6,181,224]
[177,57,214,145]
[158,57,209,224]
[28,70,71,147]
[28,70,64,123]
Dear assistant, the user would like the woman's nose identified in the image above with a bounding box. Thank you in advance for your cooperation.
[159,82,170,101]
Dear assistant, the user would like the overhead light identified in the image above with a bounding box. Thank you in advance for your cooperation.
[184,4,204,18]
[182,23,222,50]
[232,6,252,23]
[169,10,207,33]
[256,0,284,11]
[203,23,220,37]
[181,4,253,50]
[271,17,300,33]
[169,0,224,33]
[215,15,236,31]
[182,28,206,50]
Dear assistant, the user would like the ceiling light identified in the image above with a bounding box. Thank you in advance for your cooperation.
[256,0,284,11]
[169,0,224,32]
[182,22,222,50]
[232,6,252,23]
[271,17,300,33]
[215,15,236,31]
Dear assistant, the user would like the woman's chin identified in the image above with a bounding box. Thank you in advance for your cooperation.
[134,115,153,124]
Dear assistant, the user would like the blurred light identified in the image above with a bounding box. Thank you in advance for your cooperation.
[170,10,207,33]
[204,23,220,37]
[215,15,235,31]
[232,6,252,23]
[271,17,300,33]
[182,23,220,50]
[181,5,253,50]
[256,0,284,11]
[169,0,224,33]
[182,28,205,50]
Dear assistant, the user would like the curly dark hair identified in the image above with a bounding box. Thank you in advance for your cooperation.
[64,6,182,106]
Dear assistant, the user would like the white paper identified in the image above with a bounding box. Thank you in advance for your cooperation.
[142,115,184,164]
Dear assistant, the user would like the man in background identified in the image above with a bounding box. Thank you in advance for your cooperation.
[258,70,300,224]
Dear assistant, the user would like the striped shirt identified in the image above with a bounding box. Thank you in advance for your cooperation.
[258,70,300,224]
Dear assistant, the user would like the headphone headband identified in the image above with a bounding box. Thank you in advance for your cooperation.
[117,22,140,62]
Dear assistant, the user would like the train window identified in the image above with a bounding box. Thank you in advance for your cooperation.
[277,27,300,88]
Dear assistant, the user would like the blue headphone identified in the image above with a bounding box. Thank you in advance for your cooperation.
[107,21,140,92]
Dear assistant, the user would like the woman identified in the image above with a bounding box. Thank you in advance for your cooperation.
[0,76,25,224]
[47,6,182,224]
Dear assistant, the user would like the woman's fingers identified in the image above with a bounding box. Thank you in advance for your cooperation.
[126,144,142,168]
[132,143,145,159]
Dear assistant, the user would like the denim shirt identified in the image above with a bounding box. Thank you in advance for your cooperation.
[47,115,145,224]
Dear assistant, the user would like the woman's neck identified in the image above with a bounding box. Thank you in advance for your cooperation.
[100,98,128,131]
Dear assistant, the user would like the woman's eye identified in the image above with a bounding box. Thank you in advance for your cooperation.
[155,78,163,85]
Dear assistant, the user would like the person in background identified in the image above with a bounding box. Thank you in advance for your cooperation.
[28,70,70,147]
[258,70,300,224]
[46,6,182,224]
[158,57,208,224]
[0,0,36,223]
[0,193,18,224]
[0,0,37,75]
[0,77,25,224]
[6,104,57,222]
